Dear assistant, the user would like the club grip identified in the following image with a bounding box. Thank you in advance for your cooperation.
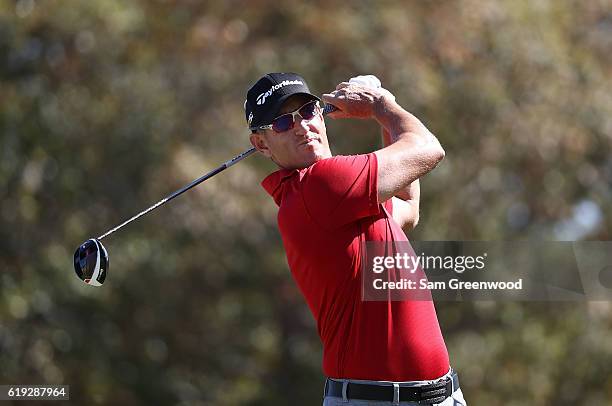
[322,103,338,115]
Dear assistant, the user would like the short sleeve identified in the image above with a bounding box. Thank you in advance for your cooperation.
[300,153,380,229]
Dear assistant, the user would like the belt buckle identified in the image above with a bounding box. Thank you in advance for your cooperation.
[418,376,452,404]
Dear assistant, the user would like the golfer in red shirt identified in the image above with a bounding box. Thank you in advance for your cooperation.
[245,73,466,405]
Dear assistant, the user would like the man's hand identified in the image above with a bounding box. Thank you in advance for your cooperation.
[322,82,396,120]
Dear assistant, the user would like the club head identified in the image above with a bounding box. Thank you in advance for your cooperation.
[73,238,109,286]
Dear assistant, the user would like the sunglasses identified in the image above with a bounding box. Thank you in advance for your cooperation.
[256,100,321,133]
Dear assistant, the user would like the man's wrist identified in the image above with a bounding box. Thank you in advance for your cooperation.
[372,94,397,122]
[373,98,417,143]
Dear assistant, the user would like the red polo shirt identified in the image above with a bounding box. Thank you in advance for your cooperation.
[262,153,449,381]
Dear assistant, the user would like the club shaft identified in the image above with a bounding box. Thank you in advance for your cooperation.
[96,103,337,241]
[97,147,257,240]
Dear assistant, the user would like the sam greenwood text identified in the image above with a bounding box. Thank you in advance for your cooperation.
[373,278,523,290]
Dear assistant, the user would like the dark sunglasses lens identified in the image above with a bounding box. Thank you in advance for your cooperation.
[272,114,294,132]
[299,102,318,119]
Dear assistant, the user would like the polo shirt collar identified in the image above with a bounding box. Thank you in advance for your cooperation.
[261,168,298,206]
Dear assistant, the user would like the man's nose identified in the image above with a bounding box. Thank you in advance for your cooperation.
[293,117,308,136]
[295,116,310,134]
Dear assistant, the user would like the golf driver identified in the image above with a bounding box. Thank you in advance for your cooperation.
[74,102,340,286]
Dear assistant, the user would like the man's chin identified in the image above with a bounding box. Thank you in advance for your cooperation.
[304,148,331,166]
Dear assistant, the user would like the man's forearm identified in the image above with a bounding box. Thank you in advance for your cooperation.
[374,98,439,146]
[381,127,420,201]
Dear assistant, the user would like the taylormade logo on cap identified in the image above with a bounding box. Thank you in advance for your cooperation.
[256,80,304,105]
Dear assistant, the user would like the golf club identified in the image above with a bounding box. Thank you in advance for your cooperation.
[73,103,338,286]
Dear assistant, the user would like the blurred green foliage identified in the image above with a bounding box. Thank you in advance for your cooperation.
[1,0,611,405]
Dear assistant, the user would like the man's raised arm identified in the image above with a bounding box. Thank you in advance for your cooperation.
[322,83,445,204]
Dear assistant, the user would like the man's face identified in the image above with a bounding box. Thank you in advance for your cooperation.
[249,95,332,170]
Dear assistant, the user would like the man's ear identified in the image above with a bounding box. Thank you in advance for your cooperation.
[250,132,272,158]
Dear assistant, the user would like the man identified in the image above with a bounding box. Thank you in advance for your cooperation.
[245,72,466,405]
